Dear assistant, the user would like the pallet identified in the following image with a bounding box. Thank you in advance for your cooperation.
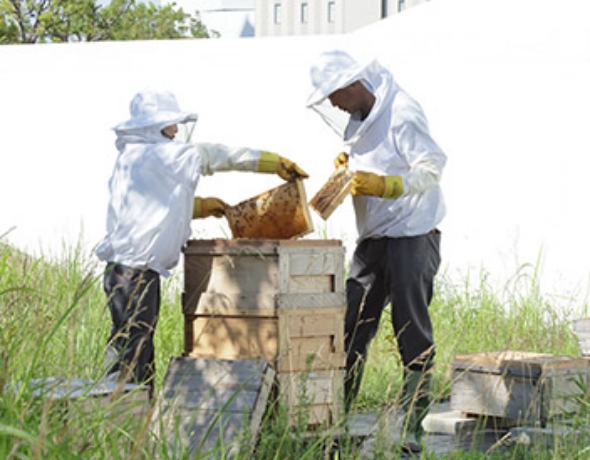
[153,356,275,459]
[19,377,150,420]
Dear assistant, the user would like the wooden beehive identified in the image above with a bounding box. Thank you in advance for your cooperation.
[309,166,353,220]
[450,351,590,425]
[182,238,346,428]
[225,179,313,239]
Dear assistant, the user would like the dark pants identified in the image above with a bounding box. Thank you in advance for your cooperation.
[344,231,441,408]
[103,263,160,390]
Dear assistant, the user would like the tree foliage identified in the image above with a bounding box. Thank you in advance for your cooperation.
[0,0,218,44]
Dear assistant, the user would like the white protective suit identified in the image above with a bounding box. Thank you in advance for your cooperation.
[307,51,446,240]
[95,90,266,276]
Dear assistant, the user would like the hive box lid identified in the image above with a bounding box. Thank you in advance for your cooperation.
[183,238,343,255]
[452,351,589,378]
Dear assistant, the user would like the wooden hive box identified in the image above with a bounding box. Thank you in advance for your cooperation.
[182,238,346,428]
[450,351,590,425]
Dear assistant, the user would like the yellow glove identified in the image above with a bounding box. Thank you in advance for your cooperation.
[193,197,228,219]
[333,152,349,169]
[256,151,309,181]
[277,156,309,181]
[351,171,404,199]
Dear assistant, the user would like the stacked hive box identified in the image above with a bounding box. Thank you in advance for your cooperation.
[182,239,346,428]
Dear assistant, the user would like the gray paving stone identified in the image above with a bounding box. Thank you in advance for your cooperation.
[347,400,510,458]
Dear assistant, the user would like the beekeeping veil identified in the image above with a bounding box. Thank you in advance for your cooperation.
[113,90,198,147]
[306,50,399,144]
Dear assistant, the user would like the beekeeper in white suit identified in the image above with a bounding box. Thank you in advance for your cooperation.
[307,50,446,453]
[96,89,308,396]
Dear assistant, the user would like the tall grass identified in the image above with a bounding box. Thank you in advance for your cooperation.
[358,260,583,410]
[1,240,589,459]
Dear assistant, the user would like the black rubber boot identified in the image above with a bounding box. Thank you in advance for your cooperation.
[399,369,432,454]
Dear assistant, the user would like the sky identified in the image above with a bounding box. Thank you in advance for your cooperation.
[1,0,589,313]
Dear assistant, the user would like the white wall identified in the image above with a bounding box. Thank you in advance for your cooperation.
[349,0,590,305]
[0,35,345,255]
[1,0,589,311]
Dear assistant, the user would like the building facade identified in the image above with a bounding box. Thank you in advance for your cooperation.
[254,0,429,37]
[163,0,429,38]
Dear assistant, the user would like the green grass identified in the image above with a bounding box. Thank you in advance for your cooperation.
[1,240,589,459]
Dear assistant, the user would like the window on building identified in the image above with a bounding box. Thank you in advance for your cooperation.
[327,1,335,23]
[398,0,406,12]
[301,3,308,23]
[274,3,282,24]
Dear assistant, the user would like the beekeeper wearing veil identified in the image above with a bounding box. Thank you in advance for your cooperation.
[307,50,446,453]
[97,89,308,397]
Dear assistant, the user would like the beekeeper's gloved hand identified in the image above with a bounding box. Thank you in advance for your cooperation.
[193,197,228,219]
[256,151,309,181]
[351,171,404,199]
[333,152,349,169]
